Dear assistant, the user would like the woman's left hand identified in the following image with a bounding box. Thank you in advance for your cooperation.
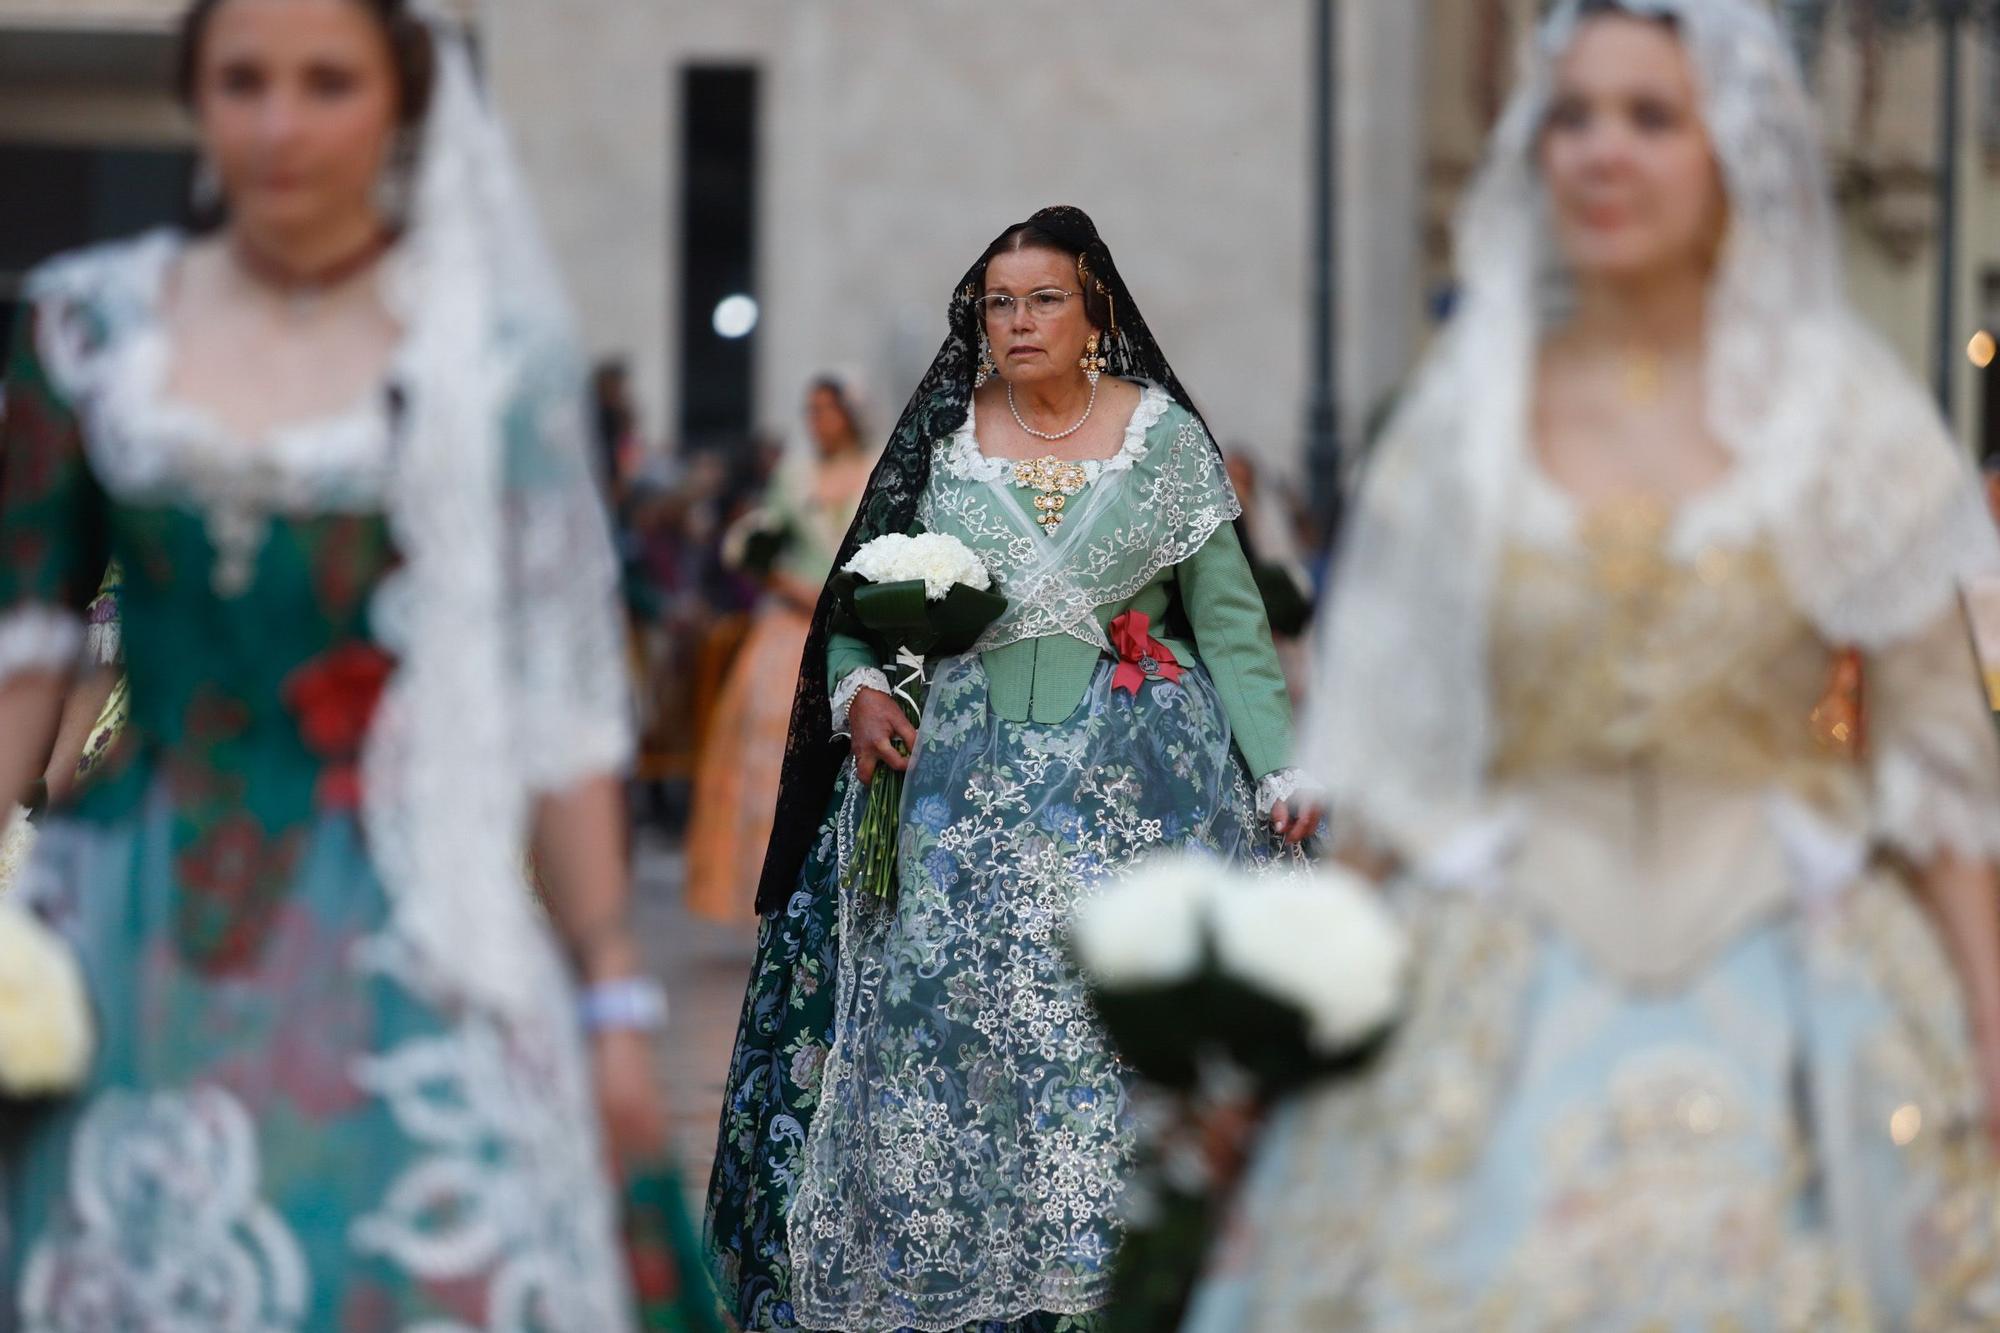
[1271,799,1325,847]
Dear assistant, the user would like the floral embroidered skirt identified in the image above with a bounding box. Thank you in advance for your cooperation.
[1,789,716,1332]
[1184,875,2000,1332]
[706,655,1275,1333]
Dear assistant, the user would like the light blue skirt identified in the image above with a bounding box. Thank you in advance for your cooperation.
[1185,875,2000,1331]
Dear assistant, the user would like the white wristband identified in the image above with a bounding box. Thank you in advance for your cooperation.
[580,976,669,1034]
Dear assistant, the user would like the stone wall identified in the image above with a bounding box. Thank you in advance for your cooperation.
[480,0,1428,475]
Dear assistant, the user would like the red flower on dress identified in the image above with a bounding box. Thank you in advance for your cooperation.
[1109,610,1184,696]
[282,641,397,809]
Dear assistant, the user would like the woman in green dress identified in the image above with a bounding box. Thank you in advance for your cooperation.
[705,206,1323,1332]
[0,2,710,1327]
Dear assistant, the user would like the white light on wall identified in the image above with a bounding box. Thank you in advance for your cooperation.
[713,294,760,340]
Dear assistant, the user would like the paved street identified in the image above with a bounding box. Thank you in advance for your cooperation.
[632,828,760,1201]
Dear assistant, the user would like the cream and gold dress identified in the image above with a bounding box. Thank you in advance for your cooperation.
[1187,478,2000,1330]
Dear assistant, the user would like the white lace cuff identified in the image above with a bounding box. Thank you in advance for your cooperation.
[1256,767,1313,813]
[0,606,83,686]
[830,668,892,736]
[1874,746,2000,866]
[520,717,636,796]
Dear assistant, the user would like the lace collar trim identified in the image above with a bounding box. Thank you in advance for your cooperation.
[1508,448,1768,562]
[34,229,405,508]
[936,380,1171,484]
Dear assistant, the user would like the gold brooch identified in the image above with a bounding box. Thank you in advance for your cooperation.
[1012,456,1090,533]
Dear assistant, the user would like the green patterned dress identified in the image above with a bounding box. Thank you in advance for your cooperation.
[0,234,715,1332]
[706,385,1300,1332]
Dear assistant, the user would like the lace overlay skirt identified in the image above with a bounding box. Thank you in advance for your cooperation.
[1186,873,2000,1332]
[788,655,1271,1332]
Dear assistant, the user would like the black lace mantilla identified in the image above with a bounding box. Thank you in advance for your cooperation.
[755,205,1228,913]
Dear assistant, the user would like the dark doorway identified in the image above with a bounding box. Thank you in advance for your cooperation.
[676,65,759,454]
[0,143,195,353]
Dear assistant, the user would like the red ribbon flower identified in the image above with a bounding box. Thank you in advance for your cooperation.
[283,641,397,809]
[1110,610,1183,696]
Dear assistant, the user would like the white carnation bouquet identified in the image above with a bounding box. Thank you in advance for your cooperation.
[0,895,94,1098]
[1073,853,1406,1083]
[841,532,993,601]
[1071,853,1406,1329]
[835,530,1007,900]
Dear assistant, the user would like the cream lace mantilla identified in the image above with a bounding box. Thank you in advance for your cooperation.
[1301,0,2000,863]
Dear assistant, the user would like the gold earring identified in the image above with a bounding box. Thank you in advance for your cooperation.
[1080,331,1106,386]
[975,334,997,389]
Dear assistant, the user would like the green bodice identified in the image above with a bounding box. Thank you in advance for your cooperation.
[93,505,397,815]
[829,386,1294,781]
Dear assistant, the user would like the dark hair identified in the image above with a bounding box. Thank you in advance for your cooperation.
[806,375,864,444]
[176,0,437,126]
[979,224,1117,331]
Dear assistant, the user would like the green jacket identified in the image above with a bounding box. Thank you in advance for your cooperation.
[830,392,1294,782]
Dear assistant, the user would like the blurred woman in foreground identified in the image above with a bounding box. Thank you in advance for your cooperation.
[1191,2,2000,1327]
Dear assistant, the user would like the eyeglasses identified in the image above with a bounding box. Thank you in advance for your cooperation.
[977,289,1079,323]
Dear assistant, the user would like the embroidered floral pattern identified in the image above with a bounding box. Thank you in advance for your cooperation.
[788,655,1277,1330]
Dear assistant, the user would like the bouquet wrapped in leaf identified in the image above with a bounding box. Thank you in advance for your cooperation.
[836,531,1007,901]
[1070,855,1407,1332]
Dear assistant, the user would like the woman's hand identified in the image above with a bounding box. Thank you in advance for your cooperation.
[1270,799,1325,848]
[850,687,917,786]
[591,1026,670,1169]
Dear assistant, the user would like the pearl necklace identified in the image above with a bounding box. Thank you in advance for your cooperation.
[1007,377,1097,442]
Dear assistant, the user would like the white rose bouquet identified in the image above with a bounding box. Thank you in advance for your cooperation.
[836,530,1007,901]
[1071,853,1407,1332]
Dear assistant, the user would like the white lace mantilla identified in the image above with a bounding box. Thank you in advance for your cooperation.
[917,385,1239,656]
[19,1086,310,1333]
